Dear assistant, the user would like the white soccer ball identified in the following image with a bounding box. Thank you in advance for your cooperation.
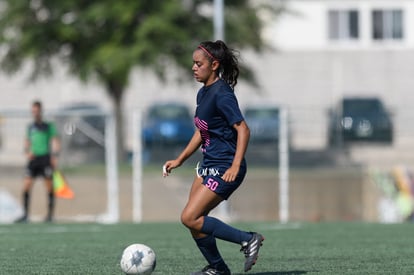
[120,243,156,275]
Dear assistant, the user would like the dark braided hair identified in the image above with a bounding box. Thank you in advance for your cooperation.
[198,40,240,89]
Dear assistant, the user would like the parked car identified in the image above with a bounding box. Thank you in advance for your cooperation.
[328,97,393,145]
[56,103,106,148]
[243,106,280,144]
[142,102,194,147]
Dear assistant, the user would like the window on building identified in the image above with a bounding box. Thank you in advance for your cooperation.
[372,9,404,40]
[328,10,359,40]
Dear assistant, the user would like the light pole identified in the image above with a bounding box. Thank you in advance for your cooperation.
[214,0,224,41]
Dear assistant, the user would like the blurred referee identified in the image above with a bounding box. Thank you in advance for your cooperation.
[15,100,60,223]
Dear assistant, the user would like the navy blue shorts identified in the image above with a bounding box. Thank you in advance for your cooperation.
[197,165,246,200]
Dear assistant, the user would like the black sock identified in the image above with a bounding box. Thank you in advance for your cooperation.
[47,191,54,218]
[23,191,30,218]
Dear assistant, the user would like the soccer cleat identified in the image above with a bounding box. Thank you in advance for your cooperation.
[240,232,264,272]
[190,265,231,275]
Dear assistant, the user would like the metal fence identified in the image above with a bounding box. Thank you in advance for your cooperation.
[1,106,414,223]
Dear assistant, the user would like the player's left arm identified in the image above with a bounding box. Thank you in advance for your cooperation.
[52,136,60,154]
[49,123,61,168]
[222,120,250,182]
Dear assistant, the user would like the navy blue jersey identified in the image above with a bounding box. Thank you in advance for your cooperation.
[194,79,246,167]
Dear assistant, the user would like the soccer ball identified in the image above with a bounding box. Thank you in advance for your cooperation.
[120,243,156,275]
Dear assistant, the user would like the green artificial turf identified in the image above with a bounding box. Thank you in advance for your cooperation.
[0,222,413,274]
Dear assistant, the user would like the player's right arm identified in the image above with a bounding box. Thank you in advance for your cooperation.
[24,138,33,160]
[163,130,202,174]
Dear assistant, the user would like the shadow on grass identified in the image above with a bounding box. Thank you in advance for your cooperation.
[233,271,308,275]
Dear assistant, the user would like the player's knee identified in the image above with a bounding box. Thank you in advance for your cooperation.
[180,211,191,228]
[23,180,33,192]
[180,210,197,229]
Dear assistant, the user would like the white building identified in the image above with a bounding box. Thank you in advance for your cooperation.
[238,0,414,151]
[266,0,414,50]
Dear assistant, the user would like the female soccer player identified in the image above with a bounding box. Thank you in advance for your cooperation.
[163,40,264,275]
